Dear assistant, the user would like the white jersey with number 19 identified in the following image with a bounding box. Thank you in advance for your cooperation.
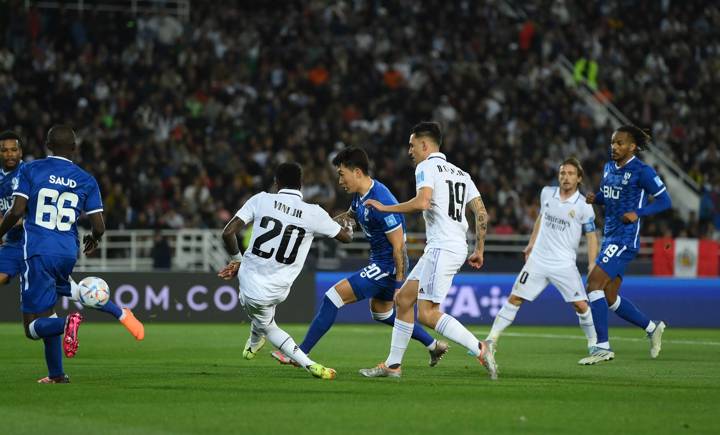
[414,152,480,255]
[235,189,341,303]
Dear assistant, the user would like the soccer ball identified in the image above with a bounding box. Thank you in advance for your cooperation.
[78,276,111,308]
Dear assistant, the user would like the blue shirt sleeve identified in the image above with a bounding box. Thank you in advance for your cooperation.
[83,176,104,213]
[11,164,31,199]
[636,166,671,217]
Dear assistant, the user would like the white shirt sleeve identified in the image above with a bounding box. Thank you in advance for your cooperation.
[235,193,261,224]
[464,178,481,204]
[311,205,343,237]
[415,161,435,191]
[539,187,551,213]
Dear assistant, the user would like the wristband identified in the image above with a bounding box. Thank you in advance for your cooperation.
[230,252,242,263]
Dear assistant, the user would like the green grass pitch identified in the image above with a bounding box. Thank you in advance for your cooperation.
[1,323,719,435]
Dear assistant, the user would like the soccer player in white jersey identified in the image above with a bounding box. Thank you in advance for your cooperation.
[218,163,352,380]
[487,158,599,353]
[359,121,498,380]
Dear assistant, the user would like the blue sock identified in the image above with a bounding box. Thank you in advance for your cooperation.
[373,309,435,347]
[299,296,339,354]
[43,336,64,378]
[99,300,123,320]
[31,317,66,338]
[588,291,609,345]
[610,296,651,330]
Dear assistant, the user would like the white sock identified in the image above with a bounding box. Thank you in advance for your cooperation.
[69,276,81,301]
[435,313,481,357]
[426,340,438,351]
[371,309,393,321]
[385,319,414,367]
[266,324,314,368]
[488,301,520,341]
[645,321,657,334]
[577,308,597,347]
[250,322,265,347]
[608,296,621,311]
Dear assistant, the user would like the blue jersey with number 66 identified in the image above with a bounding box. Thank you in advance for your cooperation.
[12,156,103,259]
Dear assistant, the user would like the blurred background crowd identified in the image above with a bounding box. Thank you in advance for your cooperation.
[1,0,718,239]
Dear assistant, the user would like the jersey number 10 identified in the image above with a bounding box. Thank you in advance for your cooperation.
[445,181,466,222]
[36,188,79,231]
[251,216,306,265]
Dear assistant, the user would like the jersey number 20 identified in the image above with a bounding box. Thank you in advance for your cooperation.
[251,216,306,265]
[36,188,79,231]
[445,181,466,222]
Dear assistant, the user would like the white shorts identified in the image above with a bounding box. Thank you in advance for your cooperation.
[511,260,587,303]
[238,290,279,330]
[408,248,466,304]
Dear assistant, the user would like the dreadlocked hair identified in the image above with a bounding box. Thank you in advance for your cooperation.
[615,125,652,151]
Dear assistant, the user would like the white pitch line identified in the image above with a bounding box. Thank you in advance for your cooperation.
[341,327,720,346]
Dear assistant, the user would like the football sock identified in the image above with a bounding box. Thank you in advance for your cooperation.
[266,324,314,368]
[99,300,123,320]
[29,316,66,339]
[44,336,64,378]
[577,308,597,347]
[588,290,610,349]
[609,296,653,331]
[488,301,520,341]
[435,313,480,357]
[299,292,342,354]
[372,309,436,348]
[385,319,413,367]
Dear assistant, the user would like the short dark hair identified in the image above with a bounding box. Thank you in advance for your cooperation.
[331,147,370,174]
[410,121,442,146]
[275,162,303,190]
[615,125,651,151]
[0,130,22,147]
[46,125,77,151]
[560,157,584,184]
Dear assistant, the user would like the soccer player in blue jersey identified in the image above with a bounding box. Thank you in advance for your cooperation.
[0,131,26,287]
[579,125,671,365]
[0,125,140,383]
[271,147,448,367]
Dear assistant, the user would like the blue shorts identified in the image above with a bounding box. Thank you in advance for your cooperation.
[346,263,396,302]
[20,255,75,313]
[596,243,638,279]
[0,243,23,279]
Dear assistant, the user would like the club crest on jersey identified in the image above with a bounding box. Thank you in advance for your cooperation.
[364,207,370,219]
[11,176,19,191]
[622,172,631,185]
[568,209,576,218]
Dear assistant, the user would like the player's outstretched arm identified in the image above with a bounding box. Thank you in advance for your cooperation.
[334,226,353,243]
[333,209,355,226]
[466,196,488,269]
[83,212,105,254]
[0,195,26,240]
[218,216,247,279]
[523,215,541,261]
[386,226,408,285]
[365,187,432,214]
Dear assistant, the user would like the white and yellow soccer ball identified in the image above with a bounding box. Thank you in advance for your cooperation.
[78,276,111,308]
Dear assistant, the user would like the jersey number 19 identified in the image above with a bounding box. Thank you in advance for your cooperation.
[445,181,466,222]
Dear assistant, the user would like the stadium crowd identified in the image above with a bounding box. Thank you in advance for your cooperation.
[1,0,718,239]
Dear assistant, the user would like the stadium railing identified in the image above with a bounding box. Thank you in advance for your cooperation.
[75,229,656,272]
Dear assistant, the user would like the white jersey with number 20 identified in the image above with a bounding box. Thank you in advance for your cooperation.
[235,189,341,303]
